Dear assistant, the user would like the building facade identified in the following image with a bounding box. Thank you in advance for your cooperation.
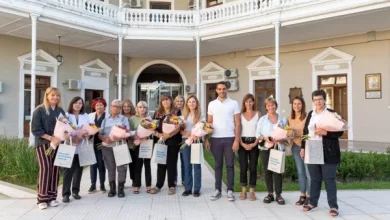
[0,0,389,147]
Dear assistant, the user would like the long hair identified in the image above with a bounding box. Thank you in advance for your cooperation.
[241,93,257,113]
[157,95,174,116]
[174,95,184,110]
[182,95,201,125]
[291,96,307,121]
[38,87,62,113]
[135,101,148,117]
[67,96,85,114]
[121,99,136,116]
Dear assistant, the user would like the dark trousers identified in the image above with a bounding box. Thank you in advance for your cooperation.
[134,146,152,187]
[210,137,235,191]
[308,163,339,209]
[175,152,185,183]
[259,149,283,196]
[62,154,83,197]
[36,144,60,203]
[238,139,259,188]
[129,148,137,185]
[90,147,106,185]
[156,144,180,189]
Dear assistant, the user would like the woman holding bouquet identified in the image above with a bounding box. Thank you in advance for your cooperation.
[130,101,152,194]
[88,98,107,194]
[180,95,203,197]
[255,97,287,205]
[150,95,182,195]
[31,87,65,210]
[239,94,261,201]
[288,96,310,206]
[62,96,90,203]
[302,90,343,217]
[122,99,137,187]
[174,95,185,186]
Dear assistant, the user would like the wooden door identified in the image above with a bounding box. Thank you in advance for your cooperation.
[254,79,275,115]
[205,83,218,114]
[85,89,103,113]
[24,75,51,137]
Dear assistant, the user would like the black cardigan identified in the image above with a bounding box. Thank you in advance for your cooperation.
[301,109,343,164]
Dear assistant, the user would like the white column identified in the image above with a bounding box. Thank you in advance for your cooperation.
[196,37,200,98]
[119,0,123,7]
[274,21,280,114]
[29,14,38,141]
[118,36,123,100]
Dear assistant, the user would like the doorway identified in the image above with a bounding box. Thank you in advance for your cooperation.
[254,79,275,115]
[319,75,348,139]
[150,1,171,9]
[85,89,104,113]
[24,75,51,137]
[205,83,218,113]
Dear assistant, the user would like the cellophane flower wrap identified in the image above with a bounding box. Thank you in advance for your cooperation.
[180,121,214,149]
[265,125,296,149]
[109,123,132,140]
[316,111,349,132]
[162,115,183,134]
[46,113,76,156]
[137,118,158,138]
[78,123,102,136]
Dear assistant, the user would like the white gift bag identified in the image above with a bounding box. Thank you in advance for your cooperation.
[113,141,132,166]
[190,142,204,164]
[267,148,286,174]
[304,139,324,164]
[78,139,97,167]
[152,139,168,165]
[139,139,153,159]
[54,139,76,168]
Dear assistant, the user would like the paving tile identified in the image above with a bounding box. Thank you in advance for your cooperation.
[339,197,373,206]
[342,214,376,220]
[353,204,390,214]
[370,214,390,220]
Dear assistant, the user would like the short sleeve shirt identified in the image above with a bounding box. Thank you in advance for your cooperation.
[207,97,240,138]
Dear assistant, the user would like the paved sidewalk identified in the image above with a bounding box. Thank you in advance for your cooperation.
[1,161,390,220]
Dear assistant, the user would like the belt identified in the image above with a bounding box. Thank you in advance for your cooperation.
[241,137,256,143]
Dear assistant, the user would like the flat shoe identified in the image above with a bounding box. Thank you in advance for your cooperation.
[239,192,247,200]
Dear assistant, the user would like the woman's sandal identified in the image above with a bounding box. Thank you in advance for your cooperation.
[239,192,247,200]
[295,196,306,206]
[149,187,160,194]
[276,195,286,205]
[263,194,275,204]
[146,187,151,194]
[303,204,318,212]
[304,197,310,206]
[133,187,140,194]
[249,192,256,201]
[329,208,339,217]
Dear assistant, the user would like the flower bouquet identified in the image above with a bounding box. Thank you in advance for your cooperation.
[78,123,102,136]
[46,113,76,156]
[180,121,214,149]
[109,123,133,140]
[137,118,158,138]
[316,111,349,132]
[264,125,296,149]
[162,114,183,134]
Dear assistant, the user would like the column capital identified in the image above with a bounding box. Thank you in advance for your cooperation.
[272,21,281,27]
[30,13,40,21]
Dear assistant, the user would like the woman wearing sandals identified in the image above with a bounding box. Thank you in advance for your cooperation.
[174,95,185,186]
[239,94,261,201]
[122,99,137,187]
[32,87,65,210]
[302,90,343,217]
[150,95,182,195]
[180,95,203,197]
[255,97,287,205]
[288,96,310,206]
[130,101,152,194]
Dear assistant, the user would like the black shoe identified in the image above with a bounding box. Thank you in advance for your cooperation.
[88,184,96,194]
[108,181,116,197]
[182,191,192,196]
[62,196,70,203]
[72,193,81,200]
[118,182,125,198]
[193,191,200,197]
[100,184,107,192]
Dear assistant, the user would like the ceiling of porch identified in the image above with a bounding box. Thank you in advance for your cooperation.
[0,7,389,58]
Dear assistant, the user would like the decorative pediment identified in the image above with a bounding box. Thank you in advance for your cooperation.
[80,59,112,73]
[200,61,225,75]
[18,49,60,67]
[247,56,276,71]
[310,47,354,64]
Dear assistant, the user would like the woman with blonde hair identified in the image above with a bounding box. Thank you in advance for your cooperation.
[31,87,65,210]
[130,101,152,194]
[122,99,137,187]
[180,95,203,197]
[174,94,185,185]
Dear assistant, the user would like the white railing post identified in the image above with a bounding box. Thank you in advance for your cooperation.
[118,36,123,100]
[274,20,281,114]
[196,37,201,99]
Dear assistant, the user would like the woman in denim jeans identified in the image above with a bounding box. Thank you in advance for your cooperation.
[288,96,310,206]
[180,95,202,197]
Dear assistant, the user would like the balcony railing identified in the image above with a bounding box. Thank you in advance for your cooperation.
[123,9,195,27]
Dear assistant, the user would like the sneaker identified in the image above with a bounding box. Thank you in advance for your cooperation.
[182,190,192,196]
[210,190,221,201]
[193,191,200,197]
[49,200,59,207]
[227,190,235,202]
[38,202,48,210]
[88,185,96,194]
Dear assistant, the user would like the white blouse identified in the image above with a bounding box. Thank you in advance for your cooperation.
[241,113,259,137]
[66,113,91,153]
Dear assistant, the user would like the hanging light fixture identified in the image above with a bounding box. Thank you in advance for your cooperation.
[56,35,63,63]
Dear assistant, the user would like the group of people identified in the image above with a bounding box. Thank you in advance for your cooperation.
[31,81,342,217]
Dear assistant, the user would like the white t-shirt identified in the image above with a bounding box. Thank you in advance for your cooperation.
[207,97,240,138]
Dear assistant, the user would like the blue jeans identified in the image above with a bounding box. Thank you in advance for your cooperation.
[181,145,201,192]
[292,144,310,194]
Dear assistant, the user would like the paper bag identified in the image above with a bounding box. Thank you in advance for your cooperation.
[78,139,97,167]
[304,139,324,164]
[113,141,132,166]
[190,142,204,164]
[267,149,286,174]
[54,140,76,168]
[152,140,168,164]
[139,139,153,159]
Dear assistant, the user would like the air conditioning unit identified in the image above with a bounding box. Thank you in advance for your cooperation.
[67,79,81,90]
[185,84,196,94]
[114,73,128,85]
[125,0,142,8]
[226,79,239,91]
[225,69,238,78]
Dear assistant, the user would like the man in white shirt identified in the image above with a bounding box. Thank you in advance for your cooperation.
[205,81,241,201]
